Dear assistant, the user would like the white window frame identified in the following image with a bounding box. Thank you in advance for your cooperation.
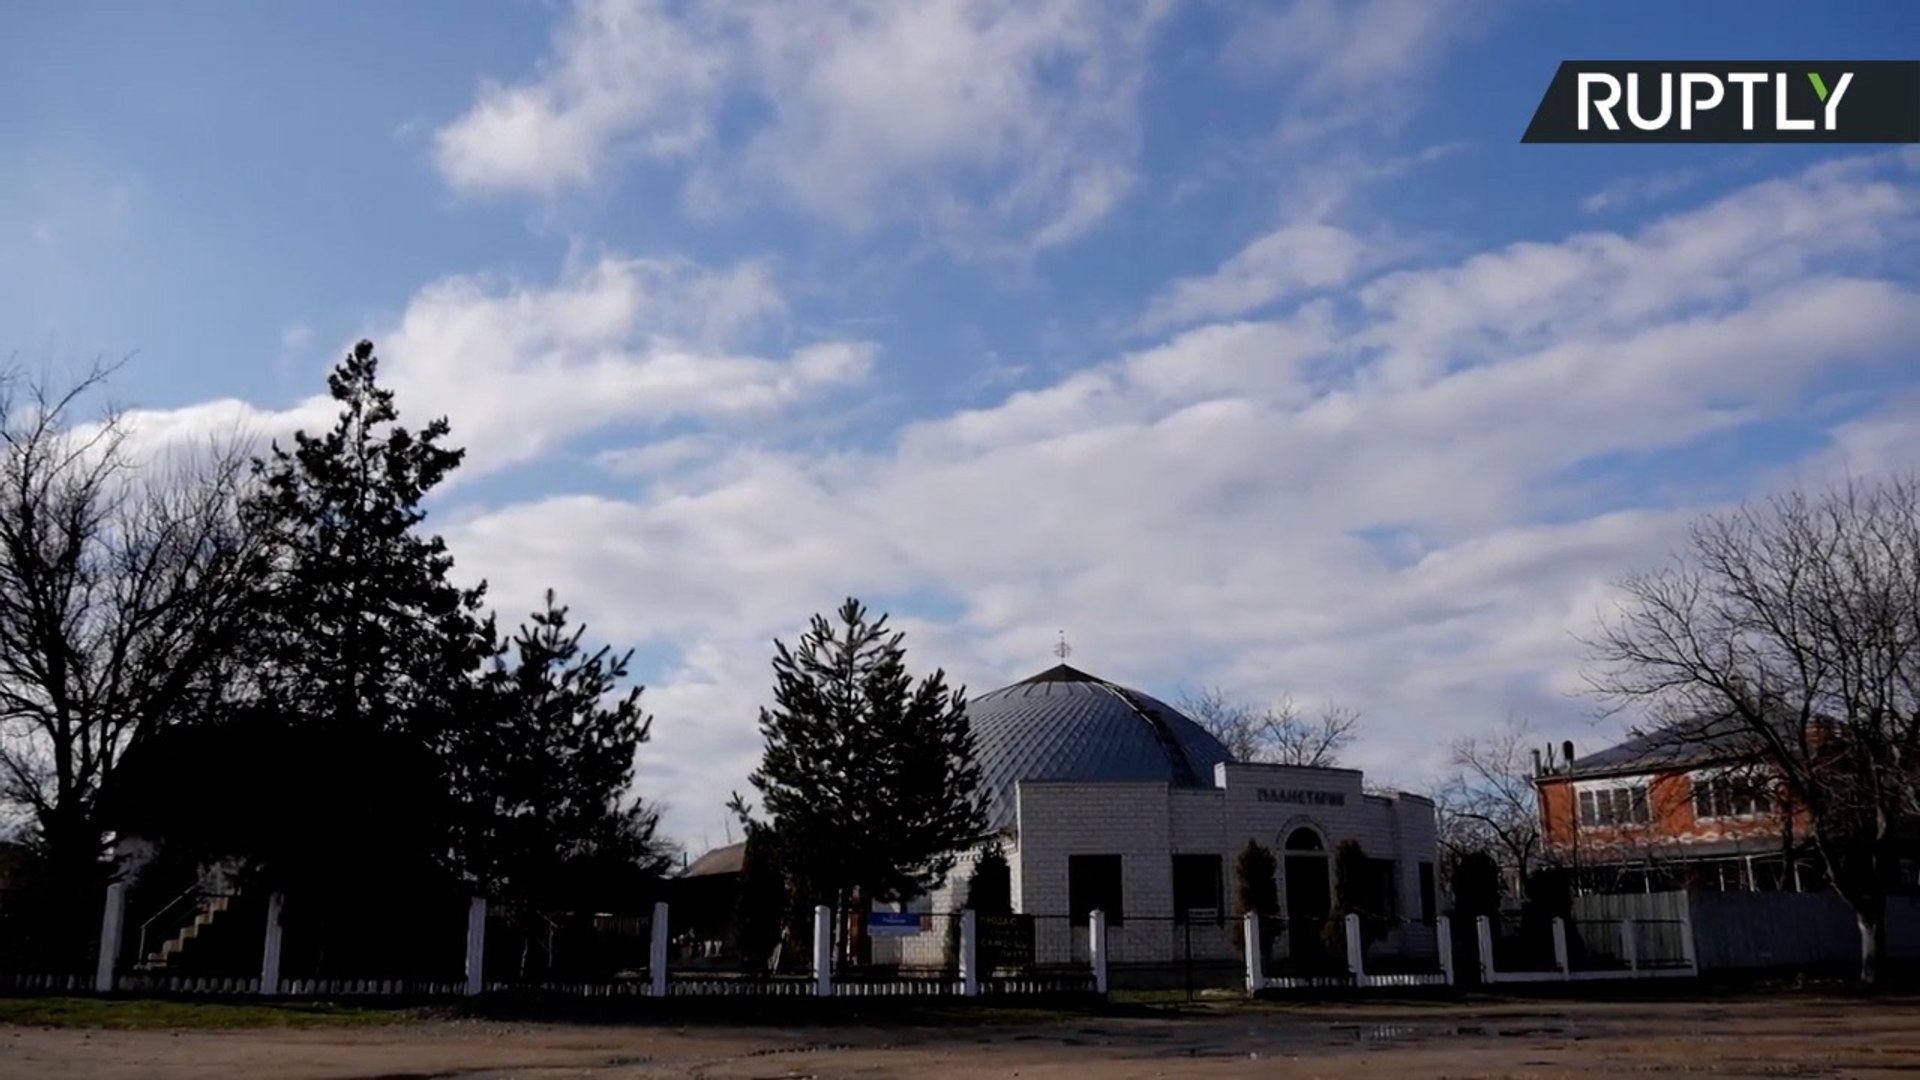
[1689,766,1775,822]
[1573,776,1652,828]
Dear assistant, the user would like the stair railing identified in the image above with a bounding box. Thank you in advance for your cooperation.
[136,886,206,967]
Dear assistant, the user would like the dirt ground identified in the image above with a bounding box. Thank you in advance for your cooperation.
[5,996,1919,1079]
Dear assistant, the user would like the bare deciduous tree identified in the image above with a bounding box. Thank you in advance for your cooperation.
[1178,687,1359,767]
[1585,475,1920,984]
[1435,717,1543,882]
[0,363,266,896]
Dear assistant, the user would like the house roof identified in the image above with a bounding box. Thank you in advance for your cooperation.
[1560,713,1772,780]
[681,841,746,878]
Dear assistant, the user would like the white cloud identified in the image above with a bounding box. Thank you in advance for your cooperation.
[434,0,1169,252]
[1223,0,1487,92]
[1139,224,1368,333]
[279,324,315,351]
[432,153,1920,844]
[1581,167,1706,214]
[119,253,870,487]
[433,0,729,195]
[1221,0,1495,144]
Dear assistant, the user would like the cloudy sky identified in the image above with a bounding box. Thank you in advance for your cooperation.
[6,0,1919,853]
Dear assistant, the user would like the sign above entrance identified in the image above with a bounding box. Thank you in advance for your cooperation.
[1257,787,1346,807]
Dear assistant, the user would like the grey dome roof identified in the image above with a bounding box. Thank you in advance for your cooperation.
[966,664,1233,831]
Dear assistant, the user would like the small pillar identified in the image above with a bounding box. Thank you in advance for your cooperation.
[958,910,979,998]
[1551,916,1570,979]
[1621,919,1638,975]
[1089,909,1108,995]
[1344,913,1366,984]
[464,897,487,996]
[812,905,834,997]
[1243,911,1263,994]
[95,881,128,994]
[1475,915,1496,982]
[1679,914,1698,973]
[1436,915,1455,986]
[649,900,669,997]
[258,892,286,996]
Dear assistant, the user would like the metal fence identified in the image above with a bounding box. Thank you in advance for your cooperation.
[482,905,653,992]
[278,892,468,991]
[1489,912,1559,973]
[0,884,102,992]
[1571,890,1920,973]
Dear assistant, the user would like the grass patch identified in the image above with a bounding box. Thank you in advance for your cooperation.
[0,996,410,1030]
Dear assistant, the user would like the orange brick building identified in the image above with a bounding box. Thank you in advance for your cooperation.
[1532,717,1815,893]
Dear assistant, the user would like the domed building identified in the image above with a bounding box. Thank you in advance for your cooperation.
[915,662,1440,979]
[967,663,1236,832]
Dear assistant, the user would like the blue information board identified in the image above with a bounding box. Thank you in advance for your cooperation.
[867,911,928,937]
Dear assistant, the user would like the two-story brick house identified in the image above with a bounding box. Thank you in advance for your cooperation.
[1533,716,1815,894]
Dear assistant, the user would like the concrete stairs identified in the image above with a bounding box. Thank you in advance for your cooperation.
[138,895,233,970]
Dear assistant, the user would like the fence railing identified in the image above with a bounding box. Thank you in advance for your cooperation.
[1472,915,1698,983]
[12,882,1719,1001]
[1242,912,1453,992]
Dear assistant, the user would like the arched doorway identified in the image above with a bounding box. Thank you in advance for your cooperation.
[1282,826,1331,968]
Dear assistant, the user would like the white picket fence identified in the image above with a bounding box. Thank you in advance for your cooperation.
[1242,912,1454,992]
[42,886,1113,1000]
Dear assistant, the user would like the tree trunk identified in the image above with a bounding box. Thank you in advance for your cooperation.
[1859,911,1883,987]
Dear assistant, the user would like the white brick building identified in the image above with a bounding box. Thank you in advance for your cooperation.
[905,664,1440,973]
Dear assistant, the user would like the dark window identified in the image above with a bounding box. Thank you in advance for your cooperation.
[1285,827,1324,852]
[1364,858,1399,919]
[1579,784,1650,827]
[1693,774,1773,820]
[1069,855,1125,925]
[1173,854,1223,924]
[1418,862,1436,925]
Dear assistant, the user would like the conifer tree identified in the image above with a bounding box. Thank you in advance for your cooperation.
[245,339,495,748]
[463,590,670,908]
[742,598,986,909]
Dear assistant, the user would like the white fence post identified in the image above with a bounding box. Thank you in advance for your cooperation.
[258,892,286,997]
[94,881,127,994]
[650,900,670,998]
[1436,916,1455,986]
[1621,919,1638,976]
[959,909,979,998]
[1551,917,1570,979]
[1476,915,1496,982]
[1243,912,1263,994]
[812,905,833,997]
[1679,914,1698,974]
[1089,909,1108,995]
[1344,912,1366,985]
[464,897,487,996]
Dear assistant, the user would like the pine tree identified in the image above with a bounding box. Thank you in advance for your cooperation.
[463,590,670,909]
[743,598,986,910]
[244,339,495,747]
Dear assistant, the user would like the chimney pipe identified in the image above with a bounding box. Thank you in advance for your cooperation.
[1531,748,1543,777]
[1562,740,1575,775]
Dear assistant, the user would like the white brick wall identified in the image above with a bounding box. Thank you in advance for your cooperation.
[1006,764,1441,965]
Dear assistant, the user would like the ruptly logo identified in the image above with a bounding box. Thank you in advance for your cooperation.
[1522,61,1920,143]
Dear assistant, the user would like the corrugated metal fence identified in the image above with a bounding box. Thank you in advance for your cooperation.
[1571,891,1920,972]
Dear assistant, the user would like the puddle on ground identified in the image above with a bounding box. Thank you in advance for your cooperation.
[1328,1024,1428,1044]
[1323,1022,1581,1045]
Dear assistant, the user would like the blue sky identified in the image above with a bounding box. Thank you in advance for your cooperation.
[7,0,1920,851]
